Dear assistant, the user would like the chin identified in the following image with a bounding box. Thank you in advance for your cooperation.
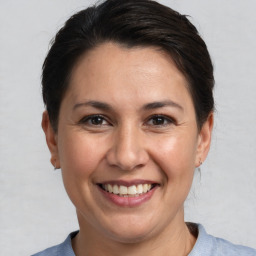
[107,228,153,244]
[101,215,158,244]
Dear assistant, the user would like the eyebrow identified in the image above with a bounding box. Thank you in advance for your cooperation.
[73,100,183,112]
[73,101,113,111]
[142,100,183,111]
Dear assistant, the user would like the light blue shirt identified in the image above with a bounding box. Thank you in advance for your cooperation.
[32,224,256,256]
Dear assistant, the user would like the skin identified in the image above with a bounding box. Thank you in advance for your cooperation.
[42,42,213,256]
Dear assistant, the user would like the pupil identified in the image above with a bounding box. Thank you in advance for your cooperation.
[153,117,164,125]
[92,116,102,125]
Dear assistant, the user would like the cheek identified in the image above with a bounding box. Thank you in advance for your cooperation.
[150,132,198,180]
[151,134,197,212]
[58,131,106,178]
[57,131,108,210]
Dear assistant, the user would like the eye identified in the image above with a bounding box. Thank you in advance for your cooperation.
[146,115,174,126]
[79,115,110,126]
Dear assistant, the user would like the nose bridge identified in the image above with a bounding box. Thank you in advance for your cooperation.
[107,122,148,171]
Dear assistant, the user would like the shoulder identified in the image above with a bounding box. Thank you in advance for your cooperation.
[214,237,256,255]
[31,231,78,256]
[31,244,60,256]
[189,223,256,256]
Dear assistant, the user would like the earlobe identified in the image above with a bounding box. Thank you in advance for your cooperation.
[195,113,214,167]
[41,111,60,169]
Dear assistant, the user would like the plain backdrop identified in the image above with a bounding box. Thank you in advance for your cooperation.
[0,0,256,255]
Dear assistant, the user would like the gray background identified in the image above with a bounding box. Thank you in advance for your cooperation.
[0,0,255,255]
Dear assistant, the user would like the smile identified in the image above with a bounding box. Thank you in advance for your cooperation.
[99,183,156,197]
[97,181,159,207]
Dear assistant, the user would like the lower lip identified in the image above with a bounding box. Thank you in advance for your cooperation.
[98,186,157,207]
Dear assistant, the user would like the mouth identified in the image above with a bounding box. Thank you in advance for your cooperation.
[96,180,160,207]
[97,182,159,197]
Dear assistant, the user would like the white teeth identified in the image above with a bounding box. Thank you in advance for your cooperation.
[113,185,119,194]
[102,183,154,196]
[137,184,143,194]
[128,185,137,195]
[143,184,151,193]
[107,184,113,193]
[119,185,128,195]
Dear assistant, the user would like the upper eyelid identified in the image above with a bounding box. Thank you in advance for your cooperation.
[79,114,110,124]
[78,114,176,125]
[146,114,175,122]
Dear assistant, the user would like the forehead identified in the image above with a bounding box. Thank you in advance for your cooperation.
[72,42,186,83]
[65,42,193,111]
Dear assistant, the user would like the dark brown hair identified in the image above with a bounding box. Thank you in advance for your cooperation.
[42,0,214,131]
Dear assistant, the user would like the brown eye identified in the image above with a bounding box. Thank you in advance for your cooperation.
[152,116,166,125]
[147,115,174,126]
[90,116,105,125]
[80,115,109,126]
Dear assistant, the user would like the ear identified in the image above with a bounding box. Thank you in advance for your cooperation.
[195,112,214,167]
[41,111,60,169]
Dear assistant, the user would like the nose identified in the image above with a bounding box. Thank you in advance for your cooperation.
[106,125,149,171]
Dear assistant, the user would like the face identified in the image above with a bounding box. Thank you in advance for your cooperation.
[43,42,212,243]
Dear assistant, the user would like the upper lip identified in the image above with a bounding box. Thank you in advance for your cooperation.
[97,179,159,187]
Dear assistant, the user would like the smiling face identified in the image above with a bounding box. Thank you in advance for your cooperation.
[43,42,213,245]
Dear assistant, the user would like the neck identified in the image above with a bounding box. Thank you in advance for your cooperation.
[72,209,197,256]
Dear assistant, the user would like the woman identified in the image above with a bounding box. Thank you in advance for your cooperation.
[33,0,256,255]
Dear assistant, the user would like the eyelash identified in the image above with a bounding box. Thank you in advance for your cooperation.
[79,115,110,127]
[145,114,176,127]
[78,114,176,128]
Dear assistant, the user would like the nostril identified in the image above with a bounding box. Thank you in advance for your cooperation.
[106,151,147,171]
[105,131,149,171]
